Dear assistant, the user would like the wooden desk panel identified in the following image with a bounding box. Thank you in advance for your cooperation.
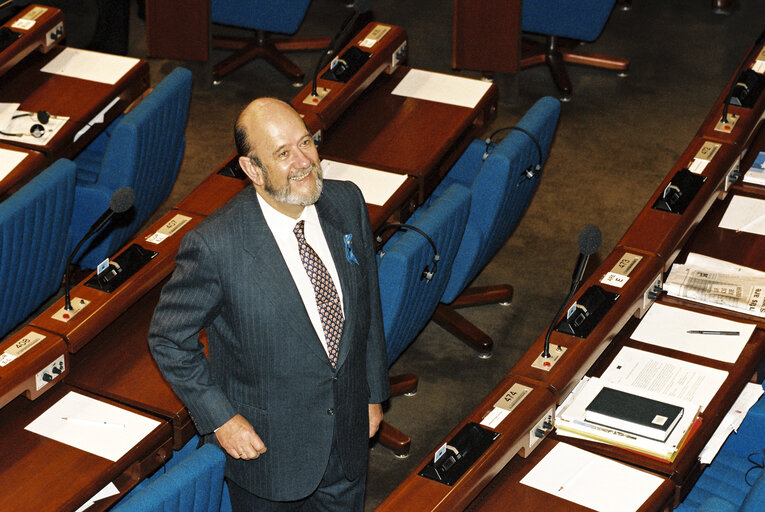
[556,309,765,487]
[0,46,150,160]
[453,0,521,74]
[174,155,249,216]
[0,4,64,77]
[512,247,664,401]
[0,142,47,199]
[65,279,195,450]
[617,137,740,268]
[465,439,675,512]
[318,66,498,201]
[0,327,68,409]
[0,384,173,512]
[30,210,204,353]
[378,376,556,512]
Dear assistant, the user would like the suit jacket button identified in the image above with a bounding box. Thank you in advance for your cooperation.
[327,408,335,415]
[332,376,338,382]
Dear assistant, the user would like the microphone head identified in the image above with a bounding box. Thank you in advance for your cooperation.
[36,110,50,124]
[110,187,135,213]
[577,224,602,256]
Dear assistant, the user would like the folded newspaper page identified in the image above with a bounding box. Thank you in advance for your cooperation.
[664,264,765,318]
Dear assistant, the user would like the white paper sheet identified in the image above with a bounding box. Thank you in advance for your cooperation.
[74,482,119,512]
[321,159,407,206]
[600,346,728,412]
[0,102,21,130]
[25,391,161,461]
[685,253,765,277]
[699,382,764,464]
[520,443,665,512]
[40,48,139,85]
[719,195,765,235]
[391,69,492,109]
[630,303,755,363]
[0,147,28,181]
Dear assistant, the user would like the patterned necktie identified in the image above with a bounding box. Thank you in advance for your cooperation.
[294,220,344,367]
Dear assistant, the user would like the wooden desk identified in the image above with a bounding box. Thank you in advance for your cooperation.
[0,45,149,177]
[318,65,497,202]
[65,279,195,450]
[0,384,173,512]
[465,439,675,512]
[0,142,47,199]
[453,0,521,75]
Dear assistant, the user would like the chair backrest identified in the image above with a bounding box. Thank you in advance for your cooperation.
[522,0,618,42]
[111,443,225,512]
[72,66,192,268]
[211,0,312,34]
[0,159,77,338]
[378,184,471,365]
[441,96,561,304]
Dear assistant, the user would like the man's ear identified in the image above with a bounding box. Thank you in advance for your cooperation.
[239,156,264,186]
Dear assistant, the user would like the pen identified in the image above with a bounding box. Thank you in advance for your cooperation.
[687,330,740,335]
[61,417,125,429]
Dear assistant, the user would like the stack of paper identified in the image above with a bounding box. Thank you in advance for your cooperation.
[555,347,728,461]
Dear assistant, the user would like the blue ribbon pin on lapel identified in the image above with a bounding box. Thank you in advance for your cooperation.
[344,233,359,264]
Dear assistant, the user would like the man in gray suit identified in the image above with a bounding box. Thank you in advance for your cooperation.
[149,98,389,511]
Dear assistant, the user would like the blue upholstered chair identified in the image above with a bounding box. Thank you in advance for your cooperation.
[111,438,226,512]
[376,184,472,456]
[0,159,77,338]
[423,96,561,358]
[70,67,192,269]
[521,0,629,100]
[676,383,765,512]
[211,0,331,84]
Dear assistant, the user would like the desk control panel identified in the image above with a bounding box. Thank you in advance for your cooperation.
[0,328,69,408]
[0,4,65,77]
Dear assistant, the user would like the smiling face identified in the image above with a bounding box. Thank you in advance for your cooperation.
[237,99,323,219]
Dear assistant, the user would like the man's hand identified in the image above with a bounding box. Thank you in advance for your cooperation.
[215,414,267,460]
[369,403,383,438]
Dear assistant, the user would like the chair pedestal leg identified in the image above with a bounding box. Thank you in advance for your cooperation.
[390,373,418,397]
[377,421,410,458]
[434,284,513,358]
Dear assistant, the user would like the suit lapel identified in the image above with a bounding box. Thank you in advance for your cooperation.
[316,196,359,369]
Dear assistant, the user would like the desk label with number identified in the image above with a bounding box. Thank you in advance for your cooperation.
[610,252,642,276]
[359,24,391,48]
[688,141,721,174]
[0,331,46,367]
[145,214,191,244]
[493,383,532,413]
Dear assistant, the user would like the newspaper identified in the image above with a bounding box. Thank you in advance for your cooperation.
[664,264,765,318]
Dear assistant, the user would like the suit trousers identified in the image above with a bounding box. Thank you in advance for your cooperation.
[226,432,366,511]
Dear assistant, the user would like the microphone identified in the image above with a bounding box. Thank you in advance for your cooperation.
[63,187,135,310]
[309,0,374,98]
[542,225,601,358]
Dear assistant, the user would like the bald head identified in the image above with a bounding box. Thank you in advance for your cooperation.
[235,98,300,159]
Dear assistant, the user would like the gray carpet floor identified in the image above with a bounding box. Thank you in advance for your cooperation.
[38,0,765,509]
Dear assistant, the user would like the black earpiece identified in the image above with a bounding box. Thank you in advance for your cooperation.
[483,125,543,179]
[376,223,440,282]
[1,110,52,138]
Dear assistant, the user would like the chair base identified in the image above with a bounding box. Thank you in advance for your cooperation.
[213,31,331,84]
[390,373,418,397]
[520,36,629,101]
[433,285,514,358]
[377,421,410,458]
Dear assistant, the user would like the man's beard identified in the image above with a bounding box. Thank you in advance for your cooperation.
[262,161,323,206]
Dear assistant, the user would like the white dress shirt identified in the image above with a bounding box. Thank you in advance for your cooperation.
[257,193,344,356]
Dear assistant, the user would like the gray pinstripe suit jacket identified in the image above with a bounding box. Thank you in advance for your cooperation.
[148,181,389,501]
